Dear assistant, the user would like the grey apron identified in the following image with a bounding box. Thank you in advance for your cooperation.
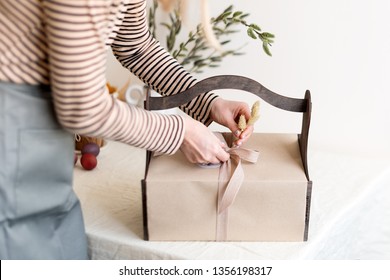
[0,82,88,259]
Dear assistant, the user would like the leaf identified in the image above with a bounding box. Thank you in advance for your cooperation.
[175,23,181,34]
[169,13,175,23]
[262,32,275,38]
[247,28,257,39]
[195,38,203,44]
[212,27,225,33]
[262,42,272,56]
[233,11,243,17]
[188,55,202,60]
[161,23,171,30]
[249,24,261,31]
[210,56,222,62]
[224,30,240,34]
[222,11,232,19]
[223,5,234,13]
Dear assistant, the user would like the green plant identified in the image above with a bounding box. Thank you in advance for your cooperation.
[148,0,274,73]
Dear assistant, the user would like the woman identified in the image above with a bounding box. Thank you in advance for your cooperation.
[0,0,253,259]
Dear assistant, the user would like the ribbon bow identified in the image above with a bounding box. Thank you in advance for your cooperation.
[214,132,260,241]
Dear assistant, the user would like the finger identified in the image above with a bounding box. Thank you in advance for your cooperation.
[224,119,241,137]
[216,147,230,163]
[220,140,227,150]
[233,129,241,138]
[234,125,254,146]
[240,125,254,139]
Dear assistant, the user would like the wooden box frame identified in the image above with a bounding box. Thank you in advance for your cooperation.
[141,75,312,241]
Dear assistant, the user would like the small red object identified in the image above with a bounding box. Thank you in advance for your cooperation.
[80,153,97,170]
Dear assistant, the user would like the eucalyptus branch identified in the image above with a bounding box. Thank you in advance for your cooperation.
[148,1,274,73]
[214,6,275,56]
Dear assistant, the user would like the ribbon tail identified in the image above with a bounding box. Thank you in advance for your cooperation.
[218,155,244,214]
[216,154,243,241]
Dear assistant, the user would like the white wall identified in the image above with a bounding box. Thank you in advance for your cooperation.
[106,0,390,157]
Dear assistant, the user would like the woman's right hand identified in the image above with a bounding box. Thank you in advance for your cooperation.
[180,117,230,164]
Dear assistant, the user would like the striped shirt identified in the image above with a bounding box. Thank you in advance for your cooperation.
[0,0,218,155]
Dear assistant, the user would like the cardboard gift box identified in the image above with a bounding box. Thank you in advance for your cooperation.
[141,75,312,241]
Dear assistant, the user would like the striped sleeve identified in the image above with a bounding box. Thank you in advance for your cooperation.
[41,0,184,155]
[110,0,219,126]
[0,0,49,84]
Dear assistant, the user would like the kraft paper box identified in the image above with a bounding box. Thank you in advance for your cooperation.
[142,132,312,242]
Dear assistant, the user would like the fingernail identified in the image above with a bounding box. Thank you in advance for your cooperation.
[234,130,241,136]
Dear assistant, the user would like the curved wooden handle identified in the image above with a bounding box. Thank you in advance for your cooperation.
[146,75,308,112]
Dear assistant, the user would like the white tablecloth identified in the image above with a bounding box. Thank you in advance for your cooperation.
[73,140,390,260]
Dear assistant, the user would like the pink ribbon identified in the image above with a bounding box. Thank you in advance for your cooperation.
[214,133,259,241]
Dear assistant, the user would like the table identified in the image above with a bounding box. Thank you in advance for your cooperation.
[73,140,390,259]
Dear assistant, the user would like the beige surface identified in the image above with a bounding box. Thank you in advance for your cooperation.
[73,140,390,259]
[146,133,308,241]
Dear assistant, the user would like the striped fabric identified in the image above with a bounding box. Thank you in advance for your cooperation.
[0,0,218,155]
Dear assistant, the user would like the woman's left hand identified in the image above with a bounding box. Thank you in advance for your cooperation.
[210,98,254,147]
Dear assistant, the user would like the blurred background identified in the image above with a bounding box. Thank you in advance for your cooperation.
[106,0,390,158]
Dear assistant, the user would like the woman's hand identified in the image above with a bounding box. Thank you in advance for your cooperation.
[180,117,229,164]
[210,98,254,146]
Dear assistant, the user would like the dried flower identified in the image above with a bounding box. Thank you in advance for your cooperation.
[238,115,247,131]
[247,100,260,126]
[237,100,260,130]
